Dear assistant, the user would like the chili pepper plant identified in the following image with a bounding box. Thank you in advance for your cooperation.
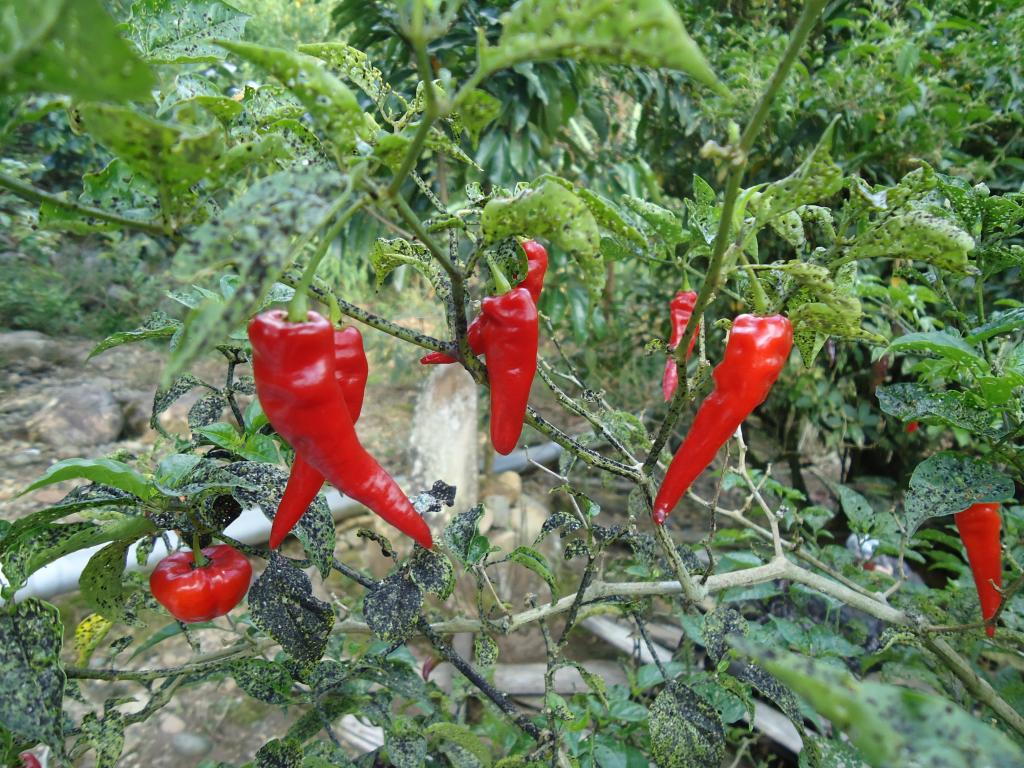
[1,1,1024,767]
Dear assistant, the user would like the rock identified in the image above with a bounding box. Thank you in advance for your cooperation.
[408,365,479,516]
[116,390,153,438]
[6,447,42,467]
[25,381,124,447]
[516,494,551,544]
[171,732,212,757]
[482,493,512,531]
[0,330,79,367]
[483,471,522,505]
[159,714,186,735]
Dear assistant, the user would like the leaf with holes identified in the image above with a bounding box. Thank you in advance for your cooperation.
[128,0,249,64]
[479,0,721,92]
[482,179,603,299]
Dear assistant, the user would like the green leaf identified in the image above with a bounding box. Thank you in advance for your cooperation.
[888,331,988,372]
[479,0,722,93]
[507,546,557,596]
[752,121,843,225]
[903,453,1014,535]
[749,645,1024,768]
[167,168,345,378]
[128,0,250,64]
[248,554,334,664]
[621,196,684,245]
[876,383,1003,438]
[844,210,976,273]
[648,681,724,768]
[20,458,153,501]
[1,0,154,101]
[425,723,492,767]
[38,158,162,234]
[297,43,390,105]
[88,312,180,359]
[837,485,874,530]
[75,103,225,217]
[369,238,449,299]
[0,600,65,755]
[481,179,603,298]
[217,40,374,160]
[578,190,646,247]
[967,307,1024,343]
[80,540,139,625]
[456,89,502,149]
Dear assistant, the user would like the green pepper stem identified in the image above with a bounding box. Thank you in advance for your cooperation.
[191,533,208,568]
[487,256,513,294]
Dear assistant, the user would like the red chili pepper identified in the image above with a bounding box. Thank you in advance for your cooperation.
[662,290,700,402]
[420,240,547,365]
[954,502,1002,637]
[19,754,41,768]
[905,420,919,433]
[270,326,368,549]
[480,286,539,455]
[249,310,432,548]
[653,314,793,524]
[149,544,252,623]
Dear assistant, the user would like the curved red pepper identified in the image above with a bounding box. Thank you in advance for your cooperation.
[480,286,539,455]
[270,326,368,549]
[249,310,432,548]
[954,502,1002,637]
[149,544,252,623]
[421,240,547,365]
[662,290,700,402]
[653,314,793,524]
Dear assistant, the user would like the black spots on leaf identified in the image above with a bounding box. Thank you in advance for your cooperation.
[363,571,423,643]
[248,553,334,664]
[231,658,294,705]
[648,681,725,768]
[408,547,455,600]
[702,607,748,666]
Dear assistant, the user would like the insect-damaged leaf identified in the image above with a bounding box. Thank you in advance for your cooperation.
[903,453,1014,535]
[481,179,604,299]
[363,572,423,643]
[0,599,66,756]
[128,0,249,64]
[249,554,334,664]
[648,681,724,768]
[479,0,722,93]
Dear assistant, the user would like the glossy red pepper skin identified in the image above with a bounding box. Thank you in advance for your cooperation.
[653,314,793,524]
[954,502,1002,637]
[421,240,547,365]
[249,310,432,548]
[480,286,539,455]
[149,545,252,623]
[662,290,700,402]
[270,326,368,549]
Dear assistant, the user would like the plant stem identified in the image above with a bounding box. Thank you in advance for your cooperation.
[643,0,826,474]
[487,255,512,293]
[191,533,208,567]
[0,172,173,238]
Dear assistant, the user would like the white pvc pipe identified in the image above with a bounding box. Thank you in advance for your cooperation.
[2,443,561,603]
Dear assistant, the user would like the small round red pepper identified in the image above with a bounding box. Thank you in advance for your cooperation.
[653,314,793,524]
[420,240,547,366]
[954,502,1003,637]
[249,310,432,548]
[19,753,41,768]
[149,544,252,623]
[662,290,700,402]
[270,326,369,549]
